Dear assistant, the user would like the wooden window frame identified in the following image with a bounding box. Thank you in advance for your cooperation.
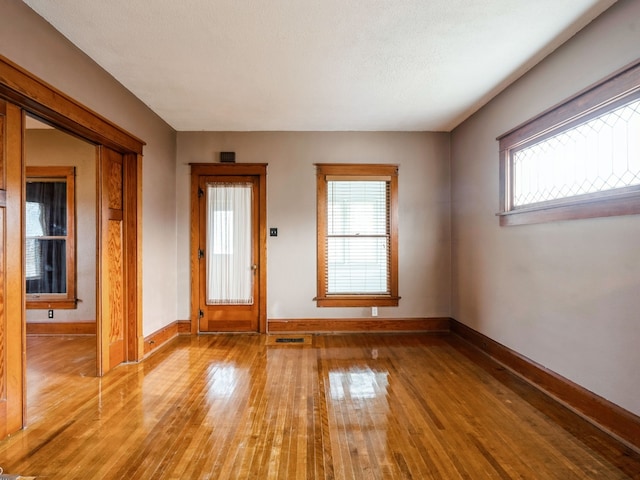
[25,165,76,309]
[497,59,640,226]
[315,163,399,307]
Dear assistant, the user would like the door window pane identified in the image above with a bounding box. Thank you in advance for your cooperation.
[206,183,253,304]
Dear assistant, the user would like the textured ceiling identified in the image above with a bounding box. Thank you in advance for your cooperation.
[22,0,615,132]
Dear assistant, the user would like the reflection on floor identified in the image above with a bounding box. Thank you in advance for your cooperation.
[26,336,96,424]
[0,334,637,479]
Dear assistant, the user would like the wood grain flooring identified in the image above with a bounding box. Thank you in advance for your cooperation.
[0,334,638,479]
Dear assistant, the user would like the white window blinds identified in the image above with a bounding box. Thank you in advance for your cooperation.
[326,180,390,295]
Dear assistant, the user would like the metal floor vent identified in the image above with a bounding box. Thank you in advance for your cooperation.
[265,334,312,346]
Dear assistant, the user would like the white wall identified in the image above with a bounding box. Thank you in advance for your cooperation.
[25,128,96,323]
[1,0,178,336]
[451,0,640,416]
[177,131,451,321]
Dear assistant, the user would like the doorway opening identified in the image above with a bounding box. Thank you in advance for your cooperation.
[24,114,98,417]
[0,57,144,439]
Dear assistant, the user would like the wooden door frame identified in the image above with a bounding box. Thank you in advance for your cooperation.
[0,55,144,432]
[96,148,140,375]
[0,100,25,438]
[190,163,268,334]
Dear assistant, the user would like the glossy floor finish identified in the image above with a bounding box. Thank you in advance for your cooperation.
[1,334,639,479]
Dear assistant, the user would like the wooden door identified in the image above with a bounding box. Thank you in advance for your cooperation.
[0,100,25,437]
[98,146,126,374]
[191,164,267,333]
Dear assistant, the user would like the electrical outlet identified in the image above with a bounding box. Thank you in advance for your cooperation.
[371,306,378,317]
[48,309,54,319]
[270,228,278,237]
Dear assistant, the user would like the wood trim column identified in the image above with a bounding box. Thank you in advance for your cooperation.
[124,153,143,361]
[3,102,25,435]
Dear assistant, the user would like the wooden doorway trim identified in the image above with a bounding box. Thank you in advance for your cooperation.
[0,100,26,439]
[0,55,145,366]
[124,153,143,364]
[96,147,139,375]
[0,55,144,436]
[190,163,268,334]
[0,56,144,154]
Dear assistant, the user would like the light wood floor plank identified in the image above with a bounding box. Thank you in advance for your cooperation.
[0,334,638,479]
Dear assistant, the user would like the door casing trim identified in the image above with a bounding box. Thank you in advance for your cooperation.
[190,163,267,334]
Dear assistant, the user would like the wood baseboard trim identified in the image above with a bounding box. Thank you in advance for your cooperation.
[450,318,640,453]
[26,321,96,336]
[267,317,451,334]
[143,320,191,357]
[177,320,191,335]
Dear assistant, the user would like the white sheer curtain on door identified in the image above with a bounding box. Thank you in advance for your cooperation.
[206,183,253,304]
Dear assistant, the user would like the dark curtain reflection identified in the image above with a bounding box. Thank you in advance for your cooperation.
[26,181,67,294]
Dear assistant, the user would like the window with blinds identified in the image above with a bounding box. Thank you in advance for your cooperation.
[327,180,389,294]
[316,164,399,308]
[25,166,77,309]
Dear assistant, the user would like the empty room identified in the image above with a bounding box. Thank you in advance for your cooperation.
[0,0,639,478]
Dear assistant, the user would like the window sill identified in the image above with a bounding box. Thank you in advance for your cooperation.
[27,298,77,310]
[498,190,640,226]
[315,296,400,308]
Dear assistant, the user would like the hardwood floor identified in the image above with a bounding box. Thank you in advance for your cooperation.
[0,334,638,479]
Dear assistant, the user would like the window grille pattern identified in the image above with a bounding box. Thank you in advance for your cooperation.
[512,99,640,207]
